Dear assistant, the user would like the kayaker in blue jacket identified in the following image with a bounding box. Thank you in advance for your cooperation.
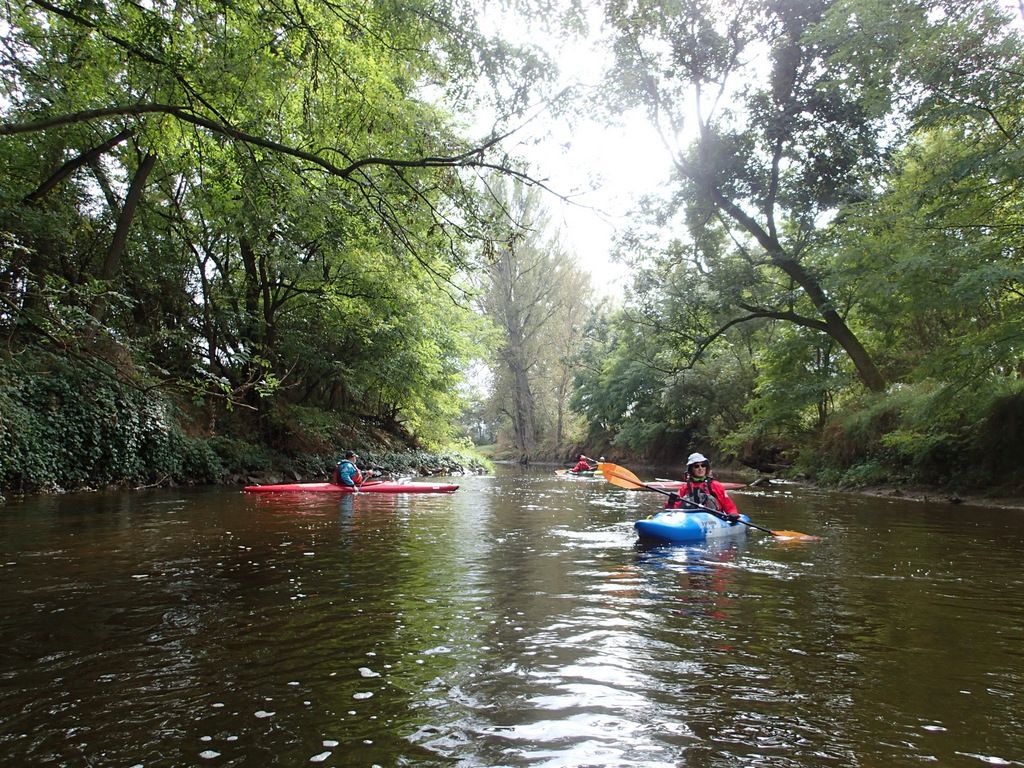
[666,451,740,522]
[333,450,364,488]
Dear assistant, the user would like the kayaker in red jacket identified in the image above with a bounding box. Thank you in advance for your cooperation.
[571,454,595,473]
[666,452,740,522]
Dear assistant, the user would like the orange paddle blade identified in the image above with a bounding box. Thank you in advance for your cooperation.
[768,530,821,542]
[598,462,648,490]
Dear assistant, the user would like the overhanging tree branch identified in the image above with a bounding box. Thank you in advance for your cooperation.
[1,104,536,182]
[22,127,134,205]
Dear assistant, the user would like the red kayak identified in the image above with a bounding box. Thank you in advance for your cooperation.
[244,481,459,494]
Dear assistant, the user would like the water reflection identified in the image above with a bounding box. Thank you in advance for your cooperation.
[633,538,746,621]
[0,472,1023,766]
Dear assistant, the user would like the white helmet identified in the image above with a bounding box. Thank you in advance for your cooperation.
[686,452,708,467]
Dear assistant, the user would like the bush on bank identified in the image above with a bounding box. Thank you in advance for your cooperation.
[0,356,487,501]
[796,380,1024,493]
[0,357,265,495]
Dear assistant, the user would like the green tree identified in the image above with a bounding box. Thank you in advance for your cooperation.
[601,0,899,391]
[820,0,1024,383]
[0,0,552,450]
[477,180,593,461]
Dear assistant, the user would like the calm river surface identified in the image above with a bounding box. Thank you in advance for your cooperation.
[1,466,1022,767]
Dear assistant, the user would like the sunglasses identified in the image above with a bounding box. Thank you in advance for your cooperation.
[690,462,709,469]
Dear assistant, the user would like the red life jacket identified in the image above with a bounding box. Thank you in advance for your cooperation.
[665,478,738,515]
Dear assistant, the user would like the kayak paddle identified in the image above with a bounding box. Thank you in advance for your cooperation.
[655,477,746,490]
[598,462,820,542]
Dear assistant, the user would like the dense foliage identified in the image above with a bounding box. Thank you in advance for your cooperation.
[569,0,1024,490]
[4,0,1023,495]
[0,352,254,494]
[0,0,547,494]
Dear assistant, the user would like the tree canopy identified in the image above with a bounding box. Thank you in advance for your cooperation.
[0,0,560,492]
[4,0,1024,493]
[567,0,1024,485]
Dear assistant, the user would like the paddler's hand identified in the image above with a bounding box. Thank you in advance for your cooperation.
[667,493,680,507]
[725,512,740,523]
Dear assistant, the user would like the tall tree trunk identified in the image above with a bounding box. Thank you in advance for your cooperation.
[91,151,156,321]
[238,233,279,429]
[506,348,536,461]
[240,235,262,346]
[772,252,886,393]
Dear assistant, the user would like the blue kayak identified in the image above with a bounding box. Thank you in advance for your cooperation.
[635,510,750,544]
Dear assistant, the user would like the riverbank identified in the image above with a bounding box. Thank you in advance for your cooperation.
[229,448,490,488]
[840,484,1024,512]
[0,447,490,503]
[740,472,1024,512]
[710,459,1024,512]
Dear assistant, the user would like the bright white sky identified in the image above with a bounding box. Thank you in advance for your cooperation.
[474,8,677,300]
[514,111,673,299]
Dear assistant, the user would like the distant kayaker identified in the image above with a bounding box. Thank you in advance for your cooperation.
[666,451,740,522]
[571,454,596,473]
[333,450,364,488]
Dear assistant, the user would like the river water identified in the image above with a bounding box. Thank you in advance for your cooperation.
[1,466,1022,767]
